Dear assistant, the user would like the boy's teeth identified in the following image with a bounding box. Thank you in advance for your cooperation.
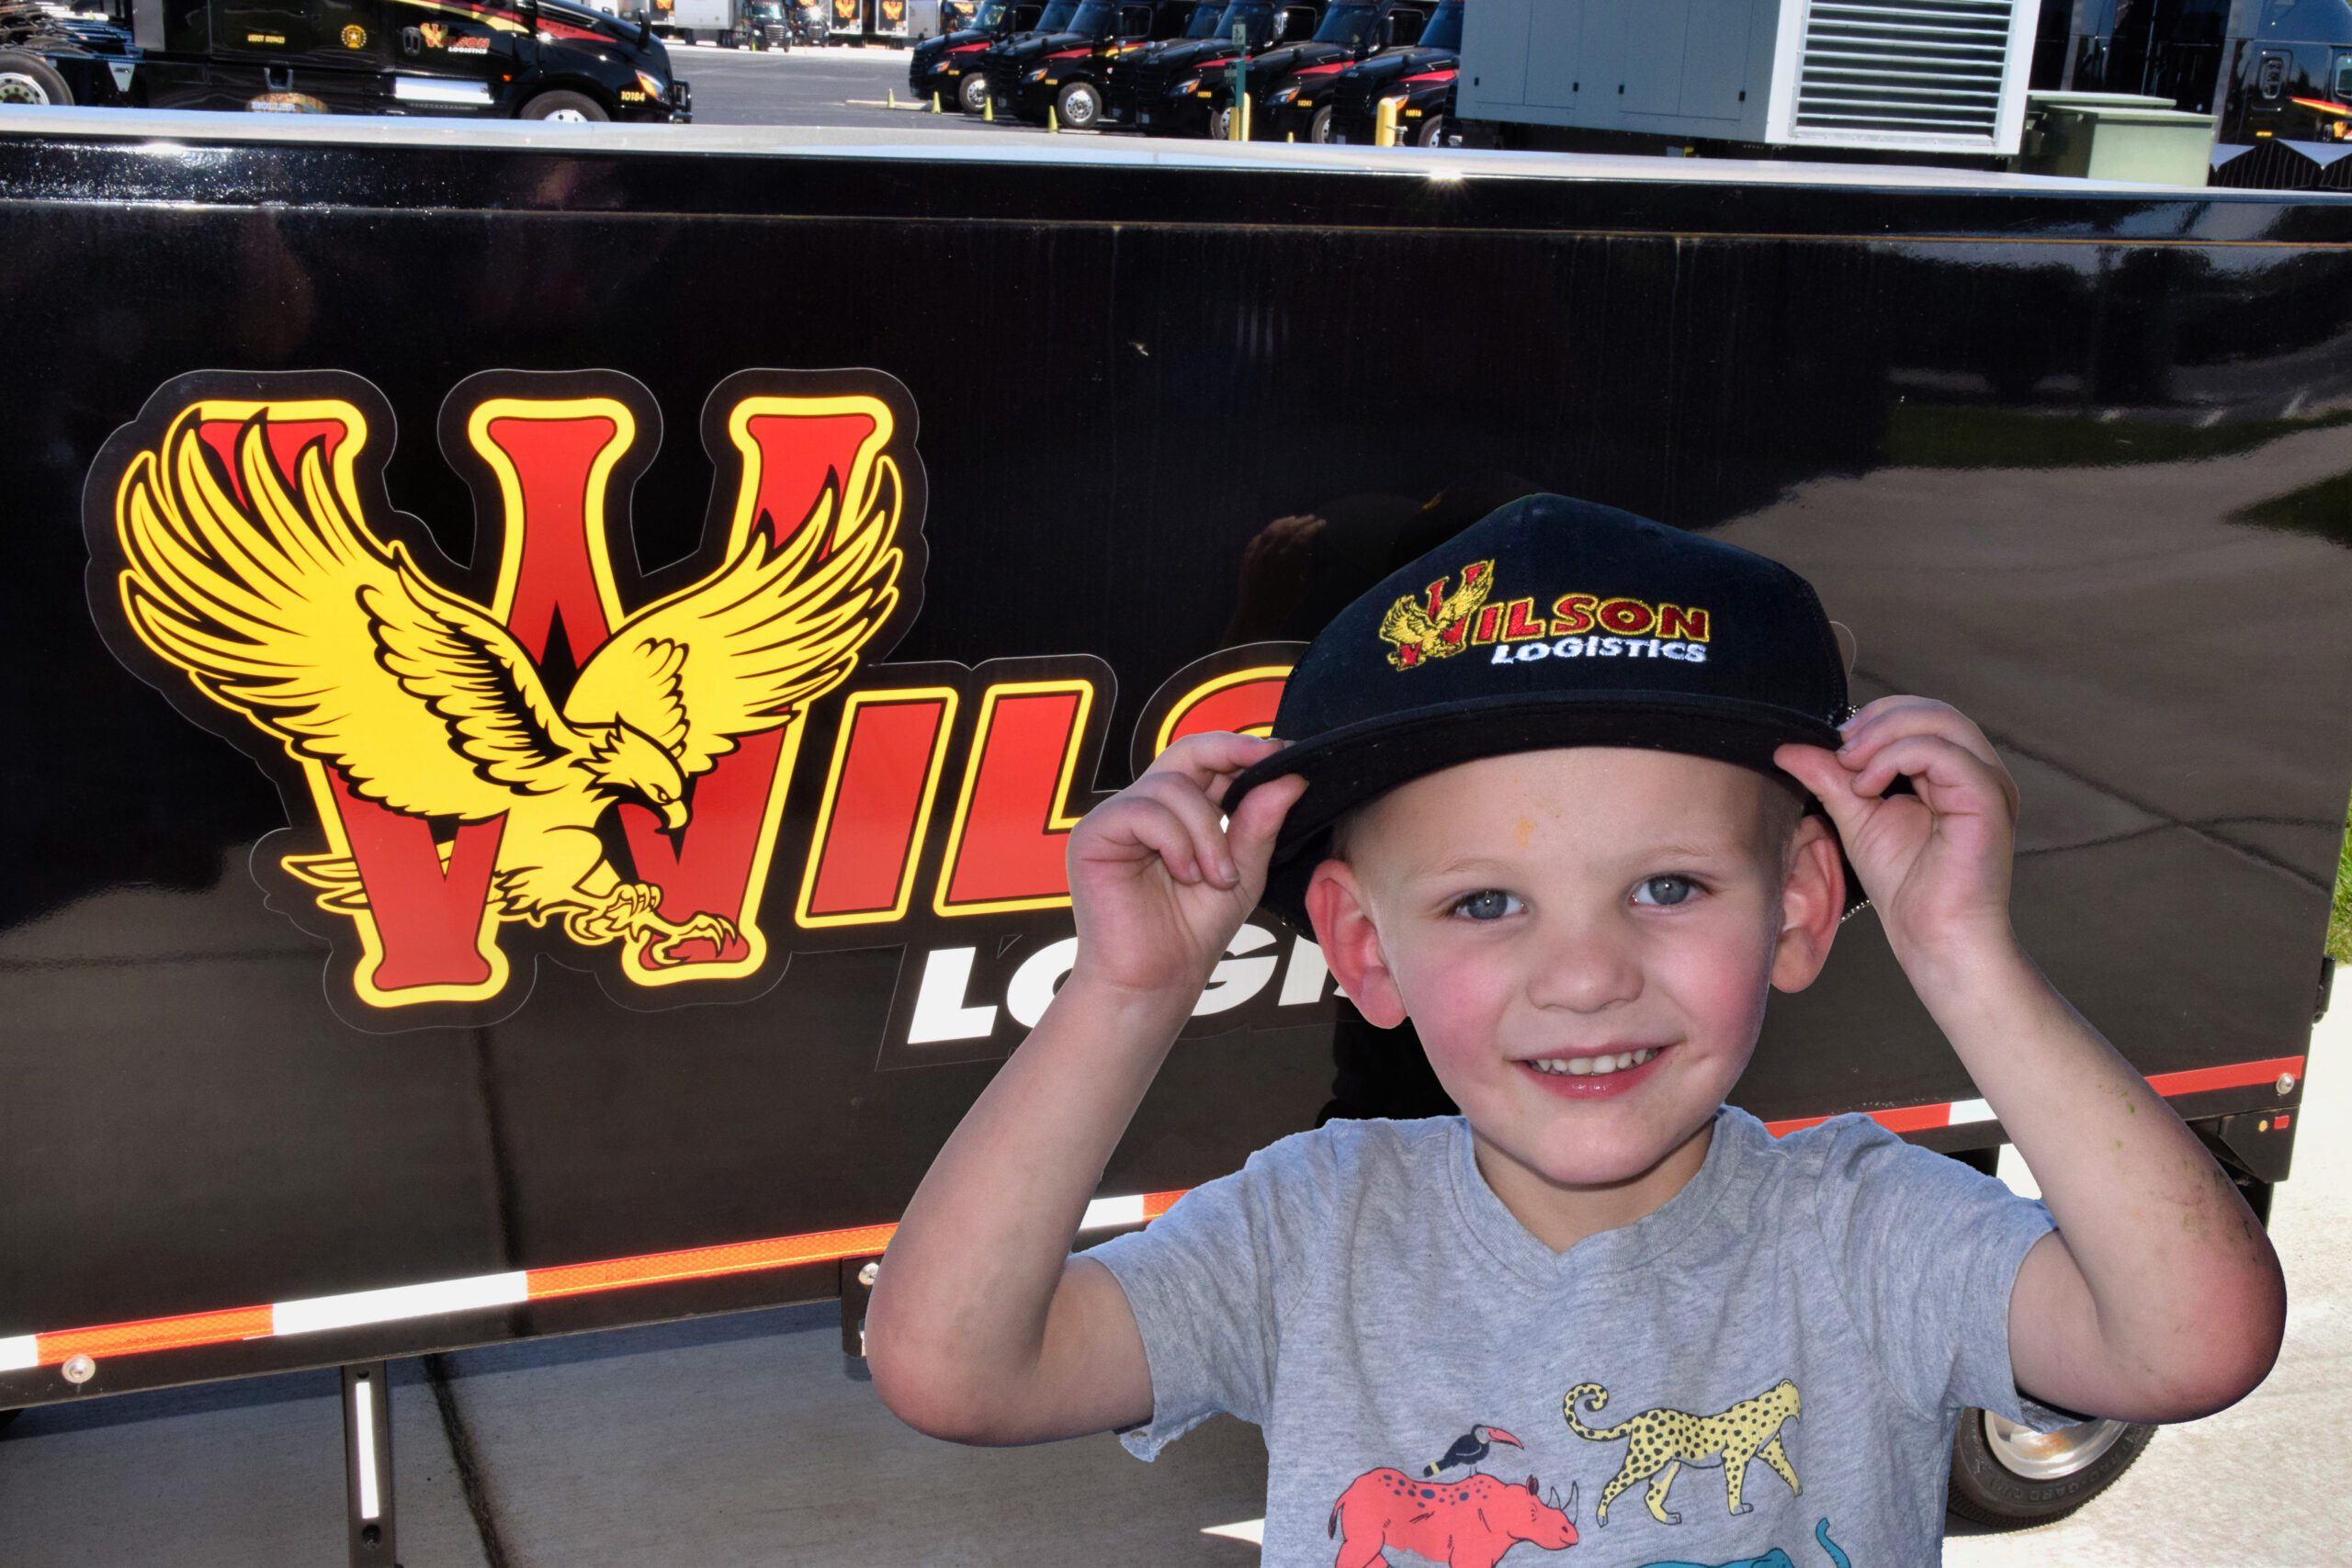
[1529,1048,1658,1077]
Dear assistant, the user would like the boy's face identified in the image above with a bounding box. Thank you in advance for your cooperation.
[1305,748,1843,1235]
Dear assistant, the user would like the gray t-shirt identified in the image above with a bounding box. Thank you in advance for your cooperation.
[1085,1106,2060,1568]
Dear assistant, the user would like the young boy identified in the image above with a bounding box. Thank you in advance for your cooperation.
[866,494,2286,1565]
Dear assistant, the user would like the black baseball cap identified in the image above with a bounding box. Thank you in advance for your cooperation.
[1223,493,1875,928]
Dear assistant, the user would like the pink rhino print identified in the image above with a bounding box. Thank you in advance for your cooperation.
[1329,1468,1580,1568]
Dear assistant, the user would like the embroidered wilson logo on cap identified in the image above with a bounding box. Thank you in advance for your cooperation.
[1379,562,1714,671]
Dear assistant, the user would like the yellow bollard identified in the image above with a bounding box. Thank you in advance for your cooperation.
[1285,130,1294,142]
[933,91,943,112]
[1374,95,1400,147]
[984,93,994,121]
[888,86,897,108]
[1047,103,1058,132]
[1241,94,1251,141]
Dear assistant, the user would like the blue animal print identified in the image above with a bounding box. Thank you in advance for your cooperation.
[1639,1517,1849,1568]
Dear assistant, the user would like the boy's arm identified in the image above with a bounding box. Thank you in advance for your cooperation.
[864,733,1306,1446]
[1780,700,2287,1424]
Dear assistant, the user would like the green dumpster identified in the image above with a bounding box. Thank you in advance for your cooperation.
[2016,90,2218,186]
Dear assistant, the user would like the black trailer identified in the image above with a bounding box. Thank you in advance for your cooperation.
[0,114,2344,1547]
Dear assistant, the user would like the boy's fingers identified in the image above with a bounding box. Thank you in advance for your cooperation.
[1849,732,2007,809]
[1086,796,1203,884]
[1226,772,1308,877]
[1150,731,1288,795]
[1129,770,1242,887]
[1775,744,1872,842]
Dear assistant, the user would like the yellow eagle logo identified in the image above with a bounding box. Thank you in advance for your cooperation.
[115,406,904,968]
[1377,559,1493,670]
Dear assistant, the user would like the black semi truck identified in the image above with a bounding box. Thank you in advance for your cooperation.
[0,0,687,118]
[979,0,1198,125]
[907,0,1042,112]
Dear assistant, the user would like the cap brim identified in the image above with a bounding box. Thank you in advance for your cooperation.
[1222,689,1870,930]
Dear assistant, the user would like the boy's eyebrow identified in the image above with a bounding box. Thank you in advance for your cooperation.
[1404,839,1745,884]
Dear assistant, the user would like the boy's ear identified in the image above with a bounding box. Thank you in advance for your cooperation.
[1304,859,1408,1028]
[1770,816,1845,994]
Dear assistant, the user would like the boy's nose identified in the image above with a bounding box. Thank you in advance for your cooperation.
[1525,922,1645,1012]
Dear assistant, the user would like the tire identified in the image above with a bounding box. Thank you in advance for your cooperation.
[0,51,72,107]
[1054,79,1101,129]
[519,89,611,122]
[1414,111,1446,147]
[1308,103,1335,143]
[957,73,989,113]
[1947,1408,2155,1529]
[679,28,696,43]
[1206,101,1235,141]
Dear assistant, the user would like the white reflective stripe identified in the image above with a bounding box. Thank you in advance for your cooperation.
[354,1375,382,1520]
[392,77,496,104]
[1079,1194,1143,1231]
[1202,1518,1264,1544]
[0,1334,37,1371]
[274,1272,528,1336]
[1947,1098,1996,1126]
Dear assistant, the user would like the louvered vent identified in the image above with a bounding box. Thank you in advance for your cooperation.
[1791,0,2020,147]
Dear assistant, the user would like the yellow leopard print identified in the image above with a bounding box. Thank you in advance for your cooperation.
[1563,1379,1803,1527]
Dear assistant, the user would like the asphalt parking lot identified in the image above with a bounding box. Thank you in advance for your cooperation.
[670,37,1102,133]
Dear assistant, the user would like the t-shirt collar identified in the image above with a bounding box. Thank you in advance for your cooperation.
[1443,1105,1755,1288]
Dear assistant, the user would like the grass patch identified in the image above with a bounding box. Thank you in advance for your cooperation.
[2334,788,2352,967]
[2229,468,2352,550]
[1883,402,2352,470]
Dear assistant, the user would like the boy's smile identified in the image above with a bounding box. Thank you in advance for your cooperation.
[1306,748,1843,1251]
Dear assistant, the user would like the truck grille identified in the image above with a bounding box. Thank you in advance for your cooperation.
[983,54,1024,103]
[1790,0,2018,148]
[1329,73,1377,121]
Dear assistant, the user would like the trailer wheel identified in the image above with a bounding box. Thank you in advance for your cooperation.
[520,89,611,121]
[0,51,72,106]
[1308,104,1335,142]
[1948,1409,2154,1528]
[1054,80,1101,129]
[957,73,989,113]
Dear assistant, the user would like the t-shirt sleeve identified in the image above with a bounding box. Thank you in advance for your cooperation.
[1079,1128,1331,1461]
[1805,1115,2062,1428]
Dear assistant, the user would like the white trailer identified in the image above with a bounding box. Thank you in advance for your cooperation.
[1456,0,2043,159]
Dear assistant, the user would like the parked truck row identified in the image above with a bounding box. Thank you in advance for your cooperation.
[907,0,2352,186]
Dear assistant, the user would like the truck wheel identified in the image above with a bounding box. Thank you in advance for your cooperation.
[957,73,989,113]
[1207,102,1235,140]
[0,51,72,106]
[1948,1409,2154,1528]
[1309,104,1335,142]
[520,90,611,121]
[1414,112,1446,147]
[1055,80,1101,129]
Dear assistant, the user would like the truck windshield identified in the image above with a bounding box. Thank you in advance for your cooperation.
[1313,2,1380,48]
[1066,0,1117,32]
[1216,0,1273,45]
[1418,0,1460,51]
[972,0,1013,24]
[1182,1,1223,36]
[1034,0,1080,27]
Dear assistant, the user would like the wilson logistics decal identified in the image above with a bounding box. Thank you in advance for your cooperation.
[85,369,1322,1047]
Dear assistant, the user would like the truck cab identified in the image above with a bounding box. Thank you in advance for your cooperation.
[908,0,1041,111]
[981,0,1195,124]
[1112,0,1311,135]
[2215,0,2352,149]
[1303,0,1454,143]
[0,0,688,118]
[1208,0,1421,140]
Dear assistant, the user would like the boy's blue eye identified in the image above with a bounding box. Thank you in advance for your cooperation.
[1634,875,1696,908]
[1453,889,1522,921]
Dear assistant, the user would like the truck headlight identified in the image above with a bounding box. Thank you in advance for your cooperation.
[1173,76,1199,93]
[636,69,667,97]
[1026,66,1047,80]
[1269,85,1296,104]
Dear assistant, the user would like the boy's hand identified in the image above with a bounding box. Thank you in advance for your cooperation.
[1068,733,1308,1004]
[1773,695,2022,964]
